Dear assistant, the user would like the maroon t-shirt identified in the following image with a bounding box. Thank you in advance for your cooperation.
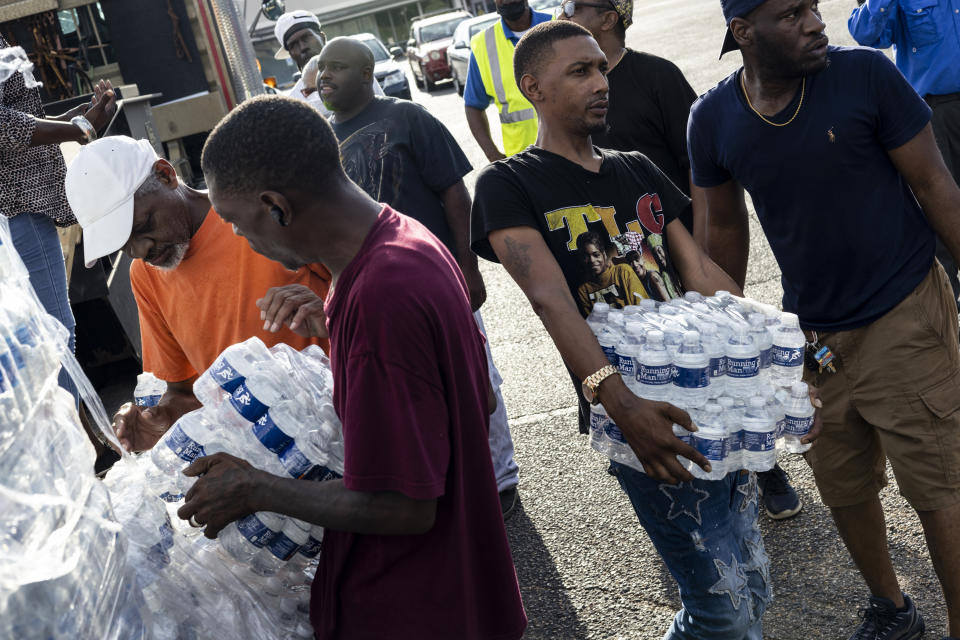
[311,206,526,640]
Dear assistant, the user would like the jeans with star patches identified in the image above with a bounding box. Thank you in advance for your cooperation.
[609,462,771,640]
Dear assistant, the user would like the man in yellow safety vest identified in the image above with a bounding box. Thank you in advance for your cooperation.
[463,0,552,161]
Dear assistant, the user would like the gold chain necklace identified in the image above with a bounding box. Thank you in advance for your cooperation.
[740,72,806,127]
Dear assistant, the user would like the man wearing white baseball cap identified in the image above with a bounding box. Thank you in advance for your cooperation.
[65,135,330,453]
[273,10,383,113]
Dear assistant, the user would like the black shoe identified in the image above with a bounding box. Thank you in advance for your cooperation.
[499,486,518,521]
[848,593,925,640]
[757,464,802,520]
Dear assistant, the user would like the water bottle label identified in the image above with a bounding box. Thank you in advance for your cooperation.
[618,355,635,378]
[297,535,323,559]
[230,382,269,422]
[709,356,726,378]
[13,324,36,348]
[266,530,301,560]
[601,344,618,368]
[771,346,803,368]
[302,464,342,483]
[742,430,775,452]
[695,436,725,461]
[776,419,786,440]
[211,357,244,394]
[159,491,184,503]
[727,432,742,452]
[605,422,627,444]
[136,394,162,408]
[589,410,609,436]
[164,424,206,463]
[727,356,759,378]
[146,521,175,569]
[637,363,673,386]
[0,366,6,393]
[674,366,708,389]
[0,352,15,384]
[236,514,276,548]
[759,348,772,369]
[4,337,24,369]
[252,413,294,454]
[783,414,813,436]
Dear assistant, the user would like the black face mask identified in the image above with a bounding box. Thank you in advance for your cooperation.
[497,1,527,22]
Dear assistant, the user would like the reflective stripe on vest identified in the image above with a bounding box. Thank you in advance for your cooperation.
[471,21,538,155]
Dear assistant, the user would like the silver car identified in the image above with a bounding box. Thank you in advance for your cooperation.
[445,13,500,97]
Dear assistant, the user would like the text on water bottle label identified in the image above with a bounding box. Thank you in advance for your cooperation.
[212,357,245,394]
[674,366,708,389]
[695,436,726,461]
[298,536,323,559]
[237,514,277,548]
[618,356,635,378]
[252,413,294,454]
[742,430,775,452]
[265,530,301,560]
[783,414,813,436]
[602,345,618,367]
[230,382,269,422]
[637,363,673,385]
[709,356,727,378]
[164,424,206,463]
[771,346,803,367]
[135,394,162,408]
[589,410,610,436]
[727,356,760,378]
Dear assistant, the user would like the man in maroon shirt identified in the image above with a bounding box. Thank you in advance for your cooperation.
[177,95,527,640]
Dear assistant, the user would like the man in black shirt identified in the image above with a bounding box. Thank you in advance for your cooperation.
[562,0,802,521]
[317,37,521,516]
[471,21,787,638]
[559,0,704,236]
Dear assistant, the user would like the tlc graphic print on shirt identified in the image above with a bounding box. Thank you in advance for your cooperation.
[545,192,683,315]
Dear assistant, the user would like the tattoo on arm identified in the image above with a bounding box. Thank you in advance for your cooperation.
[502,234,533,280]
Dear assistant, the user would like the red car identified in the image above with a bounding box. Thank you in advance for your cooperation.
[406,10,472,92]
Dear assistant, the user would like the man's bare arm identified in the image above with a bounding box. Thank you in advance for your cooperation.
[465,106,506,163]
[666,218,744,297]
[700,180,751,289]
[888,123,960,267]
[488,226,708,482]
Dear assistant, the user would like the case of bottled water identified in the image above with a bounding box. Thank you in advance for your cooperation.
[584,291,818,479]
[0,199,343,639]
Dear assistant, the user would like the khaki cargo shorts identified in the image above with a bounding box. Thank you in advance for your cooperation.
[802,261,960,511]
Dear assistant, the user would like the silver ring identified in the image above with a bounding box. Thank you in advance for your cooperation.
[189,515,202,528]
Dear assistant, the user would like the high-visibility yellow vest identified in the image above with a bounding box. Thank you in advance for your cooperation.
[470,21,538,156]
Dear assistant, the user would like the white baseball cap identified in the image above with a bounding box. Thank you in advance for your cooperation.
[273,10,321,60]
[65,136,158,268]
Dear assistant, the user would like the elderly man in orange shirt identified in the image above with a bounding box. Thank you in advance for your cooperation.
[65,135,330,452]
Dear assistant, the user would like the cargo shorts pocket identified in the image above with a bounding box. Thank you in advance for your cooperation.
[902,0,942,47]
[919,370,960,420]
[919,370,960,486]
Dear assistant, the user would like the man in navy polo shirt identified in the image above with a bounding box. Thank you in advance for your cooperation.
[690,1,960,638]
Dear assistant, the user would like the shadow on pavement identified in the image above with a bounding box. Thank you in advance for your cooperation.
[506,498,588,639]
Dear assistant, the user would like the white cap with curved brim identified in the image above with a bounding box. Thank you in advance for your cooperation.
[273,10,321,60]
[65,136,158,268]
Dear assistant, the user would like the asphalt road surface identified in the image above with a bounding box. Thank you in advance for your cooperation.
[403,1,950,638]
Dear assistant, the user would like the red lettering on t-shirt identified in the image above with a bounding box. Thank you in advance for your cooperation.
[635,193,665,234]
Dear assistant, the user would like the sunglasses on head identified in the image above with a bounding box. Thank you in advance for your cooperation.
[561,0,617,18]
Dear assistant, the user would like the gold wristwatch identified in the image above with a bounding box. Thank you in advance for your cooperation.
[581,364,620,405]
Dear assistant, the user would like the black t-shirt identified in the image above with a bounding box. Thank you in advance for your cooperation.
[471,147,690,315]
[689,46,933,331]
[330,97,472,257]
[592,50,697,202]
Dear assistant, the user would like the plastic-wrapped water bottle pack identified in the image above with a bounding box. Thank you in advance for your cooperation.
[586,291,816,479]
[0,217,151,639]
[1,206,340,638]
[102,335,343,640]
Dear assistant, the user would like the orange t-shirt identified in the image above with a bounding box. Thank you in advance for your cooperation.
[130,208,331,382]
